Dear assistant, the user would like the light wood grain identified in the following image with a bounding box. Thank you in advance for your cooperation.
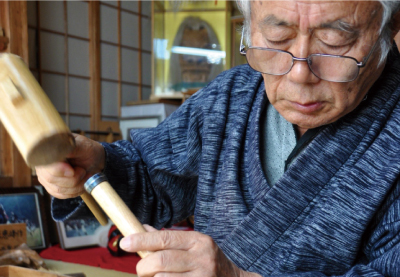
[0,265,69,277]
[44,259,138,277]
[80,191,109,226]
[0,54,74,166]
[90,180,153,258]
[0,0,32,187]
[0,53,108,226]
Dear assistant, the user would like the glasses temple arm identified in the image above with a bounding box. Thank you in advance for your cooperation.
[358,36,381,67]
[239,29,246,55]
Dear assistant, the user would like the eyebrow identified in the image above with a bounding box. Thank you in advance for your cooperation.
[259,15,360,38]
[320,20,360,38]
[259,15,293,28]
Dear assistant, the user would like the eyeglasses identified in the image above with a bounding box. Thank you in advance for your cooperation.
[239,30,379,83]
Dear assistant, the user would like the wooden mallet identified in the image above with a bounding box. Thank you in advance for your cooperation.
[0,53,108,226]
[0,53,152,258]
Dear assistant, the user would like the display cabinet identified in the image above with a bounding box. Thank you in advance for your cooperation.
[152,1,232,99]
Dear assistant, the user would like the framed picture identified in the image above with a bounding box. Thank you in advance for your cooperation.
[56,215,111,249]
[0,187,48,250]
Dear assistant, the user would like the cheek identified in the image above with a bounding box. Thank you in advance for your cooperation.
[347,86,354,93]
[329,83,356,106]
[328,82,369,120]
[262,74,285,103]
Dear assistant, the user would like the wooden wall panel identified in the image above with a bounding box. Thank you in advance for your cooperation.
[0,1,32,187]
[89,1,101,131]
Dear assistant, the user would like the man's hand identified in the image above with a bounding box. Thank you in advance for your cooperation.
[36,133,105,199]
[120,225,261,277]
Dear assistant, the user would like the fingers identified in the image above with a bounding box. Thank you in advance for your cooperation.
[120,230,200,253]
[65,134,106,174]
[36,162,74,178]
[136,250,193,277]
[36,164,86,199]
[35,133,105,199]
[123,229,244,277]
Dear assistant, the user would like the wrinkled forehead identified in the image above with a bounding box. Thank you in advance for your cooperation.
[250,1,382,33]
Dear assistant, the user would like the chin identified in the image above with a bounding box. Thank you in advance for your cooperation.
[282,112,336,130]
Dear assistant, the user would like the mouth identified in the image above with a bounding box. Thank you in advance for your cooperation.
[289,101,324,114]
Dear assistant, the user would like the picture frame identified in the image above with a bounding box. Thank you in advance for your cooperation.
[56,215,112,249]
[0,187,48,250]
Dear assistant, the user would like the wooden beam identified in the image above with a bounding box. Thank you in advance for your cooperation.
[0,0,32,187]
[0,1,12,177]
[4,1,29,63]
[138,0,142,101]
[64,0,70,127]
[0,126,12,177]
[0,177,13,188]
[89,1,101,131]
[117,0,122,115]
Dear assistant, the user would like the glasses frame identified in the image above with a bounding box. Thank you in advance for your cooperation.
[239,29,379,83]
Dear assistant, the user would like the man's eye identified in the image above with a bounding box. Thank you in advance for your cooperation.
[321,40,353,51]
[324,44,345,50]
[267,39,290,46]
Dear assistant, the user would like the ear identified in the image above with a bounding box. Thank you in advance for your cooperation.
[391,9,400,41]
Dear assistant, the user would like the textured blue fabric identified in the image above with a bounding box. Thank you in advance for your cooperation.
[52,48,400,276]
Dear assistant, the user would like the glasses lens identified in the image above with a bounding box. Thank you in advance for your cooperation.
[309,55,359,82]
[246,48,293,75]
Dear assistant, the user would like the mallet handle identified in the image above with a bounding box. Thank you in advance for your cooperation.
[80,191,109,226]
[85,173,152,258]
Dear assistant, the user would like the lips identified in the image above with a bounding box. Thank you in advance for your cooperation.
[289,101,324,114]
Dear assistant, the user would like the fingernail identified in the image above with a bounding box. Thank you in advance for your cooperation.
[64,170,74,177]
[120,238,130,250]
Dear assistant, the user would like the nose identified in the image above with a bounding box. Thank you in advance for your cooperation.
[286,37,319,84]
[286,58,319,84]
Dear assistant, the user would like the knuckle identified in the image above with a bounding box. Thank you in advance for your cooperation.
[160,231,173,249]
[198,233,214,247]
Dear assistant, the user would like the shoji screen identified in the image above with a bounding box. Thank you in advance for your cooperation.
[28,1,91,131]
[99,1,152,122]
[28,1,152,130]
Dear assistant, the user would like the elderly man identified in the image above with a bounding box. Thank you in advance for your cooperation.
[37,1,400,276]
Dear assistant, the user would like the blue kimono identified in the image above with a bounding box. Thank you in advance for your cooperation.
[53,48,400,276]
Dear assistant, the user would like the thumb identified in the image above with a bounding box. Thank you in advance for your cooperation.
[143,224,157,232]
[73,166,87,182]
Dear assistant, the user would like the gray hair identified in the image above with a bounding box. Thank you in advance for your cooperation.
[236,0,400,65]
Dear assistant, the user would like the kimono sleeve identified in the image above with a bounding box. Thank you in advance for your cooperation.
[52,94,205,229]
